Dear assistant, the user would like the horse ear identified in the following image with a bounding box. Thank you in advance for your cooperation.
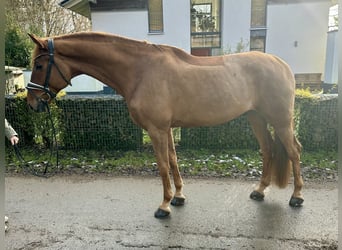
[28,33,47,49]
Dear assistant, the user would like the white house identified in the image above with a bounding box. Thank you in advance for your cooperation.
[5,66,25,95]
[60,0,338,93]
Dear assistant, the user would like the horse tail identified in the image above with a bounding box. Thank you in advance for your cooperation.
[270,133,292,188]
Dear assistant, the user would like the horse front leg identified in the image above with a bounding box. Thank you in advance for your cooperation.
[148,128,174,218]
[247,111,273,201]
[168,129,186,206]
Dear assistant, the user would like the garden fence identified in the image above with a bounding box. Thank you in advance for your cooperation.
[5,94,338,152]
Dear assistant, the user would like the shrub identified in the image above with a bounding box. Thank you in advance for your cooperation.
[56,96,142,150]
[180,115,258,150]
[5,91,337,152]
[5,94,142,150]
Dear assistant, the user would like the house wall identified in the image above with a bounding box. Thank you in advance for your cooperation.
[266,1,331,76]
[62,0,333,93]
[221,0,251,53]
[91,0,190,51]
[80,0,190,94]
[91,0,331,76]
[92,11,148,39]
[65,74,104,93]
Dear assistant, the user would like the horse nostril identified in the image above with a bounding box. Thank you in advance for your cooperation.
[27,103,36,112]
[37,102,48,113]
[28,101,47,113]
[35,103,46,113]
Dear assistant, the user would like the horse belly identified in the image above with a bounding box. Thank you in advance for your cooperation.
[170,71,253,127]
[171,94,251,128]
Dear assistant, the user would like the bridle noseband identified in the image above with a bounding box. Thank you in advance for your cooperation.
[26,38,71,102]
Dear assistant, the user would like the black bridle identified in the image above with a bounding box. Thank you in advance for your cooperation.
[26,38,71,103]
[23,38,71,176]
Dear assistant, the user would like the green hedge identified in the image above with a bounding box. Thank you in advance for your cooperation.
[5,97,33,145]
[56,97,142,150]
[180,96,338,151]
[5,96,142,150]
[5,95,337,152]
[180,115,258,150]
[5,96,57,147]
[295,96,337,151]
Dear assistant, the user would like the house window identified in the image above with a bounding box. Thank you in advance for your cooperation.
[250,0,267,52]
[250,29,266,52]
[90,0,148,11]
[191,0,221,52]
[148,0,164,33]
[328,4,338,31]
[251,0,267,27]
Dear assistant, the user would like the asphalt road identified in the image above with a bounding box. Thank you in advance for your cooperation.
[5,175,338,250]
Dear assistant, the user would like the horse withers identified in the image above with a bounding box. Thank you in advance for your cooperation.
[26,32,304,218]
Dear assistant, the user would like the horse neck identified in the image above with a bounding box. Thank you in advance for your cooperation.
[58,36,143,98]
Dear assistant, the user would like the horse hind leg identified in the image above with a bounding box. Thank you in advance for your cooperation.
[168,129,186,206]
[290,135,304,206]
[246,111,273,201]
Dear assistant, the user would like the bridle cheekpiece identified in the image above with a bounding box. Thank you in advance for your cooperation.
[26,38,71,103]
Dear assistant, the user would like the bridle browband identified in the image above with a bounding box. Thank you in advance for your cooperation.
[26,38,71,101]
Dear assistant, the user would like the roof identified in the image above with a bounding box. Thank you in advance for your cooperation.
[61,0,337,17]
[90,0,147,11]
[59,0,148,18]
[59,0,94,18]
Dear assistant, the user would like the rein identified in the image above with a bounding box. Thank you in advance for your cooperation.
[24,38,67,177]
[12,104,60,177]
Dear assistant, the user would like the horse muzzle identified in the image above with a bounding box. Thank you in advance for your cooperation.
[36,100,49,113]
[26,82,56,112]
[28,99,49,113]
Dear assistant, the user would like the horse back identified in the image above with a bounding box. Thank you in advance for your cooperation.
[128,51,295,128]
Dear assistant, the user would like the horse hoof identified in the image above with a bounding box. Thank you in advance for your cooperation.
[154,208,170,219]
[289,196,304,207]
[250,190,264,201]
[171,197,185,206]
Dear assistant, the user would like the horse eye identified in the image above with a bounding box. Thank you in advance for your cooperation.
[35,64,43,70]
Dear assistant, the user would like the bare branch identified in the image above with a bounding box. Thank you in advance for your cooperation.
[6,0,91,36]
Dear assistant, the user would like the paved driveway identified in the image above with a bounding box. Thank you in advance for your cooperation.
[5,176,338,249]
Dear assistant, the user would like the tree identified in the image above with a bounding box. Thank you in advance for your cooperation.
[6,0,91,67]
[6,0,91,37]
[5,26,32,67]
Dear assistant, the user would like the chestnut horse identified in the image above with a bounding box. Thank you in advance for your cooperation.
[27,32,303,218]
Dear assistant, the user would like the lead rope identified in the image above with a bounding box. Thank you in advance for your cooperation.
[13,102,59,177]
[45,103,60,174]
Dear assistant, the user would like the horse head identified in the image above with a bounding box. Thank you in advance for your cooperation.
[27,34,72,112]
